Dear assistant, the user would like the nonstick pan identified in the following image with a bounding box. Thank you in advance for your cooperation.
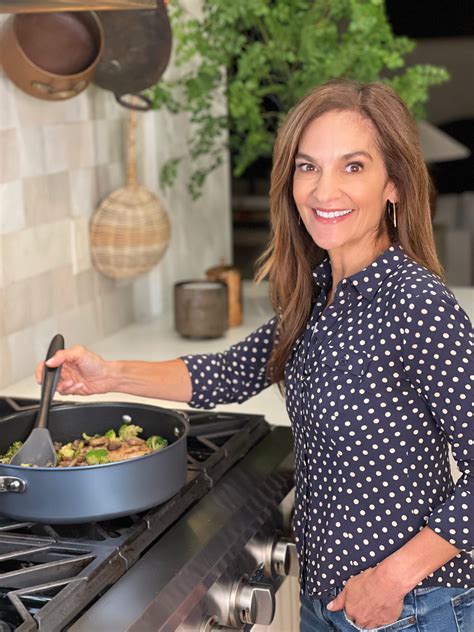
[0,402,189,524]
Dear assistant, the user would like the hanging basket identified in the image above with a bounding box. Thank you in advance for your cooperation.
[90,107,171,280]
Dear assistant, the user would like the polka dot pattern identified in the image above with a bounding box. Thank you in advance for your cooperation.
[181,244,473,598]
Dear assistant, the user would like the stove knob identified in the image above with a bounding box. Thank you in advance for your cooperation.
[272,537,299,577]
[234,579,275,625]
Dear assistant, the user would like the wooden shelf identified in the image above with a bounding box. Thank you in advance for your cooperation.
[1,0,157,13]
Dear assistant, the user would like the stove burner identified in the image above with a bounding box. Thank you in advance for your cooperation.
[0,397,276,631]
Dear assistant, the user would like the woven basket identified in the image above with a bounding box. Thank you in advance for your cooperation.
[90,107,170,279]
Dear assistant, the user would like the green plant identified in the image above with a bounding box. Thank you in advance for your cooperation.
[148,0,449,198]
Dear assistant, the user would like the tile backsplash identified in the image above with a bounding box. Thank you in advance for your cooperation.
[0,37,231,387]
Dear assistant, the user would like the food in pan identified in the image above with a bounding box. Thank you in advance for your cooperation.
[0,423,168,467]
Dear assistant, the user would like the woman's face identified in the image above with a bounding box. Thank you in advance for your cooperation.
[292,109,397,254]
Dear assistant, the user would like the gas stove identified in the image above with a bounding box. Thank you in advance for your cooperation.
[0,397,296,631]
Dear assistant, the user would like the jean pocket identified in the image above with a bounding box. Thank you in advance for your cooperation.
[451,587,474,632]
[342,608,417,632]
[413,586,441,596]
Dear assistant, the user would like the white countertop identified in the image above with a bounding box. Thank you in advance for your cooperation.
[1,283,291,426]
[2,283,472,429]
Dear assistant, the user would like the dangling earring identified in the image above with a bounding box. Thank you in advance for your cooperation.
[298,215,301,226]
[388,200,397,229]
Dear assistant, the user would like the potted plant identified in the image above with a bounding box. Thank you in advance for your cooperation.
[147,0,449,198]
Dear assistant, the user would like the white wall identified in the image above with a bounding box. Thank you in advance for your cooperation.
[0,9,232,387]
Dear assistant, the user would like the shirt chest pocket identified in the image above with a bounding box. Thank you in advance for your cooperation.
[316,345,371,411]
[319,345,371,376]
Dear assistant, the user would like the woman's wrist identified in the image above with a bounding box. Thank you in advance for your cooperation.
[106,360,127,393]
[373,526,461,596]
[373,551,418,596]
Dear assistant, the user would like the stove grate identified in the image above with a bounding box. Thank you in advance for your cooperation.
[0,400,270,631]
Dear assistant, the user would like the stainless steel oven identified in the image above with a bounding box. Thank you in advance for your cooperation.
[0,397,297,631]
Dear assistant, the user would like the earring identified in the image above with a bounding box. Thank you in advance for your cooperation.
[388,200,397,228]
[298,215,301,226]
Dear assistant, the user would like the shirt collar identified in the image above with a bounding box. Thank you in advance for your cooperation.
[348,243,405,300]
[312,243,406,300]
[312,257,332,291]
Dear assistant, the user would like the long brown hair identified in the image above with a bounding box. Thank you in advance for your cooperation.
[255,79,443,383]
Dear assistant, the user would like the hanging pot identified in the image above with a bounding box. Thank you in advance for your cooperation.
[0,12,104,101]
[92,0,172,111]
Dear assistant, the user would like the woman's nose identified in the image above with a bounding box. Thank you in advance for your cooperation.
[312,170,340,203]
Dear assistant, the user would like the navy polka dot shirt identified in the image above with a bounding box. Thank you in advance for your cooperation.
[182,244,473,598]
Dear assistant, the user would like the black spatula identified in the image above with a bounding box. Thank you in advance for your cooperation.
[10,334,64,468]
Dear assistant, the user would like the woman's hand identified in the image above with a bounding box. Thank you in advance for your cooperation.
[327,566,406,629]
[36,345,114,396]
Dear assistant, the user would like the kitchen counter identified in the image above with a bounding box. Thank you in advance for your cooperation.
[0,282,291,426]
[1,283,472,428]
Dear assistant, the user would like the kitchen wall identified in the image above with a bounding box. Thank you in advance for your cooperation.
[0,11,232,388]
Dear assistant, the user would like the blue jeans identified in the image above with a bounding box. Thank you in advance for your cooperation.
[300,585,474,632]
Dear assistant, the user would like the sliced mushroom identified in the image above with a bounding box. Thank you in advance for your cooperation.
[108,445,151,462]
[88,437,109,447]
[126,437,146,446]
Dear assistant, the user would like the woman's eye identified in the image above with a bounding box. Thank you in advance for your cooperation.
[346,162,363,173]
[296,163,316,172]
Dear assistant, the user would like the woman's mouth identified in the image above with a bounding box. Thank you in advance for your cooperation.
[312,208,355,224]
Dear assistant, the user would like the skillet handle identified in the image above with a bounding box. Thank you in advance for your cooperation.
[172,410,192,438]
[0,477,27,493]
[36,334,65,430]
[115,92,153,111]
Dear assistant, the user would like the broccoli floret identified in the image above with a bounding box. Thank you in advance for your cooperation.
[83,432,100,441]
[58,443,75,460]
[104,429,116,440]
[0,440,23,463]
[146,435,168,451]
[118,424,143,441]
[85,448,110,465]
[82,432,101,441]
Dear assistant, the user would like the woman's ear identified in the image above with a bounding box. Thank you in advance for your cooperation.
[386,181,398,204]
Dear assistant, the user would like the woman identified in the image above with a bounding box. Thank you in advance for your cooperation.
[39,80,473,632]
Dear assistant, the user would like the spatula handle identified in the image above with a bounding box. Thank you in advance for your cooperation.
[36,334,65,430]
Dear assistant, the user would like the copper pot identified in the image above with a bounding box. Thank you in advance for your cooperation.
[0,12,104,101]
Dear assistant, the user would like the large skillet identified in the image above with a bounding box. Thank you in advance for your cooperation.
[0,402,189,524]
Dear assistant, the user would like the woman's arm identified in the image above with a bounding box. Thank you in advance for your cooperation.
[38,347,193,401]
[111,358,193,402]
[327,289,472,628]
[39,318,277,406]
[326,527,461,628]
[400,290,473,551]
[180,318,276,409]
[374,525,461,594]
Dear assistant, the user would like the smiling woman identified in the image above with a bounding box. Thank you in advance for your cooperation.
[256,80,442,381]
[36,79,473,632]
[292,110,396,268]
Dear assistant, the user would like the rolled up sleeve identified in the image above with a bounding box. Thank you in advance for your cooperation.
[402,290,474,550]
[180,318,276,409]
